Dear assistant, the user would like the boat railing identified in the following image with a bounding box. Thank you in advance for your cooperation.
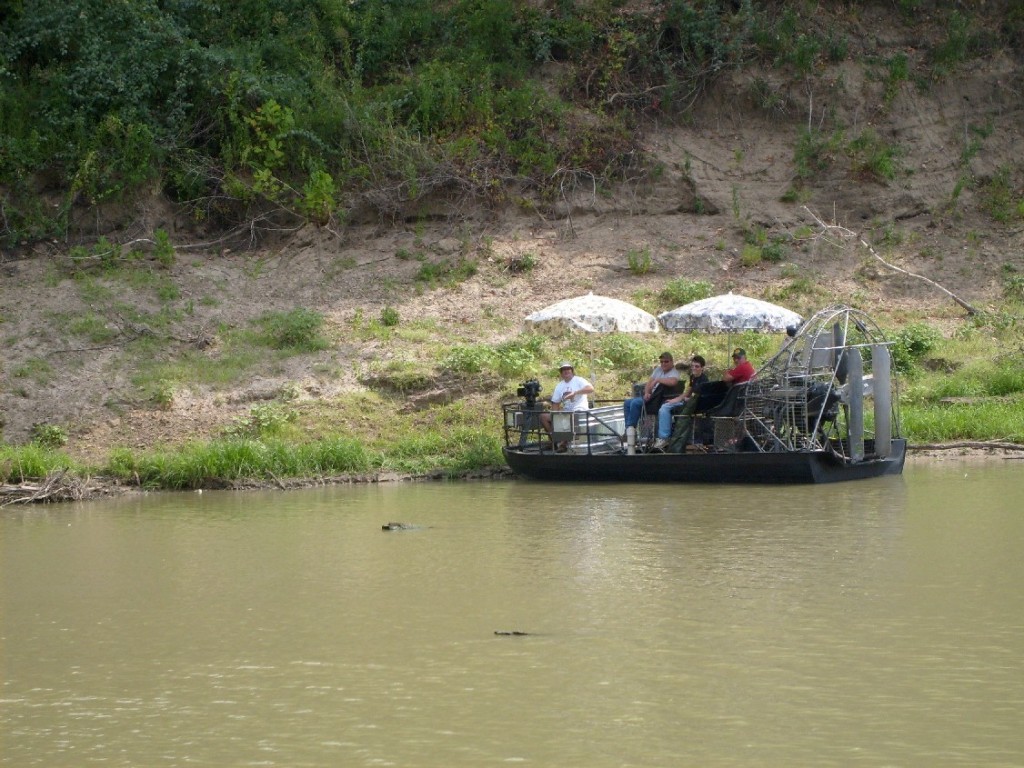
[502,400,625,454]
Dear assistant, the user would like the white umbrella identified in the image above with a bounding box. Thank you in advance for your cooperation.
[658,292,803,368]
[658,292,802,334]
[525,293,659,394]
[524,293,660,335]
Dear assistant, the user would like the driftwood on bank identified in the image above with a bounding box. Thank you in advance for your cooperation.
[0,470,113,507]
[909,440,1024,452]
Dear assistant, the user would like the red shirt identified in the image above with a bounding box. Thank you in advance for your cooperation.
[726,359,755,384]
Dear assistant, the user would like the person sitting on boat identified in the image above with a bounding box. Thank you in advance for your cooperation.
[651,355,708,451]
[540,362,594,452]
[623,352,681,432]
[723,347,755,385]
[666,348,756,452]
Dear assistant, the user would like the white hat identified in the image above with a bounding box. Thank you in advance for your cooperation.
[557,361,574,370]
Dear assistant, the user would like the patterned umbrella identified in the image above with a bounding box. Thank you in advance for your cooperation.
[525,293,660,335]
[658,292,802,334]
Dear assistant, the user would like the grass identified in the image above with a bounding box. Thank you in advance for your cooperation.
[11,357,55,385]
[129,309,341,403]
[0,443,80,483]
[132,346,265,396]
[106,437,374,489]
[902,399,1024,443]
[100,399,504,488]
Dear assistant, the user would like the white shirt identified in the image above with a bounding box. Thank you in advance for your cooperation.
[551,375,591,412]
[649,365,680,386]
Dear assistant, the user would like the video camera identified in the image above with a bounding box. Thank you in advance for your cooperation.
[517,379,542,409]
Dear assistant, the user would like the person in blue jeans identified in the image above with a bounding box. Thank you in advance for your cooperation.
[653,355,708,450]
[623,352,681,429]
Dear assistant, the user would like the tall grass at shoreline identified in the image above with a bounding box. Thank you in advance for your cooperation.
[106,437,373,489]
[901,399,1024,443]
[0,443,78,483]
[97,429,503,490]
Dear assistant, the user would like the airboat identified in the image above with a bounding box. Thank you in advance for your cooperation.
[501,305,906,484]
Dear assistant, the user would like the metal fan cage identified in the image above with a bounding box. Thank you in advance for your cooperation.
[736,305,902,458]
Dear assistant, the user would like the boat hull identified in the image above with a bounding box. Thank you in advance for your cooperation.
[503,439,907,485]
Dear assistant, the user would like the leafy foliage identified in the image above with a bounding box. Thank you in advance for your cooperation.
[890,322,942,373]
[224,403,297,439]
[256,308,330,352]
[30,423,69,449]
[1,0,1020,246]
[657,278,714,310]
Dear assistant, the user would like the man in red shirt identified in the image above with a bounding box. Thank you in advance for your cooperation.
[723,348,755,384]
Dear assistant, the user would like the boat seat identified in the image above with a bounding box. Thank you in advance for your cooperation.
[704,382,749,418]
[676,382,749,447]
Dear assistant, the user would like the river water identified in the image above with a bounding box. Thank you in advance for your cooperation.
[3,461,1023,767]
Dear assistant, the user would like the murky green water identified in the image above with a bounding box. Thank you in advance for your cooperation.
[3,461,1023,766]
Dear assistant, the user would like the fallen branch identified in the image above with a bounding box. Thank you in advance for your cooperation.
[0,471,112,506]
[909,440,1024,452]
[266,469,287,491]
[803,206,980,316]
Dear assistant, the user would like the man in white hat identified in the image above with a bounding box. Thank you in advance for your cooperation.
[540,362,594,451]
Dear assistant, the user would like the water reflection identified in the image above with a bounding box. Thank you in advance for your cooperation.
[3,463,1023,766]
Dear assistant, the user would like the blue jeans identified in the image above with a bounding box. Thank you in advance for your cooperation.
[623,396,645,428]
[657,401,683,439]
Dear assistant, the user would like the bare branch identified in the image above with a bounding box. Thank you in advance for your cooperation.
[802,206,980,315]
[0,470,109,506]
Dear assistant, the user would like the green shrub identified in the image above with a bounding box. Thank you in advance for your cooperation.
[107,436,373,489]
[891,322,942,372]
[415,258,478,289]
[929,10,985,76]
[504,251,537,273]
[367,360,434,392]
[600,334,661,370]
[30,423,69,449]
[658,278,713,310]
[1003,275,1024,301]
[984,365,1024,397]
[493,335,544,378]
[12,358,55,385]
[794,128,842,179]
[627,247,653,276]
[740,243,762,267]
[761,239,787,263]
[979,166,1023,223]
[902,400,1024,443]
[847,129,903,181]
[441,344,493,374]
[224,403,297,439]
[741,227,786,266]
[256,308,330,352]
[883,52,910,105]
